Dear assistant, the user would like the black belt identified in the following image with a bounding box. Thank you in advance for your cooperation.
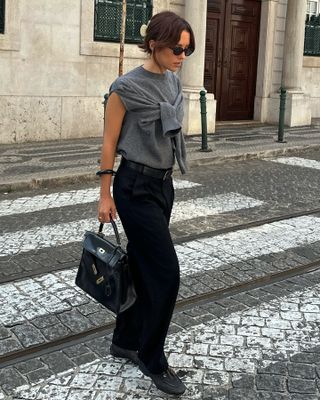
[121,158,173,180]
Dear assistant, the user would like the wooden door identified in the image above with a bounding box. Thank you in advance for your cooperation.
[205,0,261,121]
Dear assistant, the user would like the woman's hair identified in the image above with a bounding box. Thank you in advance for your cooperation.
[138,11,195,55]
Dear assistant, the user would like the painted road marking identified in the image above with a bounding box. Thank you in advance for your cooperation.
[0,179,201,217]
[0,215,319,325]
[270,156,320,170]
[0,193,263,257]
[177,214,320,275]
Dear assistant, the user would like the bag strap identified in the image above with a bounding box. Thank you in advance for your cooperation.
[99,216,121,246]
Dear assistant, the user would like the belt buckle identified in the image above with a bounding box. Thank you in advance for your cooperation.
[163,170,171,180]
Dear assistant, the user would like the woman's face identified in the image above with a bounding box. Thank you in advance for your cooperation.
[151,30,191,72]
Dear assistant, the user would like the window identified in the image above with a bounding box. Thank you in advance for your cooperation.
[307,1,318,16]
[94,0,152,44]
[0,0,5,34]
[305,13,320,56]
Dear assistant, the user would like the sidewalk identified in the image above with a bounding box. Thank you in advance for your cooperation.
[1,121,320,192]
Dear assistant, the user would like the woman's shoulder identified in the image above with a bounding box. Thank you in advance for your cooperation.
[110,70,131,84]
[109,68,139,93]
[109,67,181,96]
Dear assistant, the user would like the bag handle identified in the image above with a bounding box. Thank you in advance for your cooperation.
[99,215,121,246]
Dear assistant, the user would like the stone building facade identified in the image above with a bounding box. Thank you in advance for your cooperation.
[0,0,319,144]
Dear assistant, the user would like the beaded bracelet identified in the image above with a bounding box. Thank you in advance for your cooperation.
[96,169,116,176]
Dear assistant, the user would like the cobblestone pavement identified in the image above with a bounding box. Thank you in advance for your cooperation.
[1,151,319,280]
[0,122,320,192]
[0,180,200,218]
[1,214,320,353]
[3,268,320,399]
[0,192,263,256]
[0,152,320,399]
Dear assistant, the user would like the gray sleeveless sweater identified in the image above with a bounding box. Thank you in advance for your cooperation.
[108,65,187,174]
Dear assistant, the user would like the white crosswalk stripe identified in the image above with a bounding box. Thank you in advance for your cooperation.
[0,179,201,217]
[0,193,263,257]
[270,156,320,170]
[177,215,320,275]
[0,215,319,325]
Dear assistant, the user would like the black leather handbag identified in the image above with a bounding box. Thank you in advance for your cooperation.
[75,219,136,314]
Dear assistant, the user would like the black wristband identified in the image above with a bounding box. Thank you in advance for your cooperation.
[96,169,116,176]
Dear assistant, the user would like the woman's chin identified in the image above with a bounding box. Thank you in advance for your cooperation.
[168,65,181,72]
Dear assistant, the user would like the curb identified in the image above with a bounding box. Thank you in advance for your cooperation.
[188,143,320,167]
[1,143,319,193]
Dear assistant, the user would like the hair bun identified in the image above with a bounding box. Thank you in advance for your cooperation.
[140,24,147,37]
[140,20,150,38]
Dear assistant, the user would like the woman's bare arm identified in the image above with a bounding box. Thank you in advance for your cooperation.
[98,92,126,222]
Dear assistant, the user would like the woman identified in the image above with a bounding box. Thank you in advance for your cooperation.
[97,11,195,396]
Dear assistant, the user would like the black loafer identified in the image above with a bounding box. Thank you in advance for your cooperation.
[139,361,186,396]
[110,343,139,365]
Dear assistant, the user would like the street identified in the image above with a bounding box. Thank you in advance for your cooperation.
[0,150,320,399]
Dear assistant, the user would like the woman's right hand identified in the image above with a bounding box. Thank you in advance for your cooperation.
[98,195,117,223]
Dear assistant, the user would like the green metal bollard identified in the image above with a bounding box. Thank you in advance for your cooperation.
[103,93,109,125]
[277,87,287,143]
[199,90,212,152]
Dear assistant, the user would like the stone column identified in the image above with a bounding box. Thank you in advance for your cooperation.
[180,0,216,135]
[281,0,311,126]
[282,0,306,90]
[254,0,278,122]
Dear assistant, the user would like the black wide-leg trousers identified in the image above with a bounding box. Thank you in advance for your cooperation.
[112,160,180,374]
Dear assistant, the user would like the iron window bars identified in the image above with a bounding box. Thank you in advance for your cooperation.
[304,14,320,56]
[94,0,152,43]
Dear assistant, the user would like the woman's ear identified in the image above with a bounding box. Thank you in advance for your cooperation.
[149,39,155,52]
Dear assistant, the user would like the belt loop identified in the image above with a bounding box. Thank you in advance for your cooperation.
[163,170,170,180]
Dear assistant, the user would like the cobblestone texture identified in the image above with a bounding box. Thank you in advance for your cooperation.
[1,268,319,399]
[1,152,320,278]
[1,154,320,398]
[1,235,320,353]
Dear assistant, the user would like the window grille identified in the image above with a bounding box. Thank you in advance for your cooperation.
[304,14,320,56]
[94,0,152,44]
[0,0,5,34]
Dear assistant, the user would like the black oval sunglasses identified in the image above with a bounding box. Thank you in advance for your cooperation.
[170,46,194,57]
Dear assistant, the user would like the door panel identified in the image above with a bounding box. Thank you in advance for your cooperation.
[205,0,261,121]
[205,0,225,120]
[204,15,222,102]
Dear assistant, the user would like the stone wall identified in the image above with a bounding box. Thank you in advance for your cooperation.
[263,0,318,124]
[0,0,318,144]
[0,0,176,144]
[303,58,320,118]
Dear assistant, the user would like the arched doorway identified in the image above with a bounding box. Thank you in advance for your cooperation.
[205,0,261,121]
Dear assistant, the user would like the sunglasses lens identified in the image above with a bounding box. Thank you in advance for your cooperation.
[172,47,194,56]
[173,47,184,56]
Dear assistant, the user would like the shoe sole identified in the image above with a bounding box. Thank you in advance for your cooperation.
[138,362,186,396]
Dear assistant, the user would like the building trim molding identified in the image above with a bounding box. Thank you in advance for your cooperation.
[80,0,168,59]
[303,56,320,68]
[0,0,20,51]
